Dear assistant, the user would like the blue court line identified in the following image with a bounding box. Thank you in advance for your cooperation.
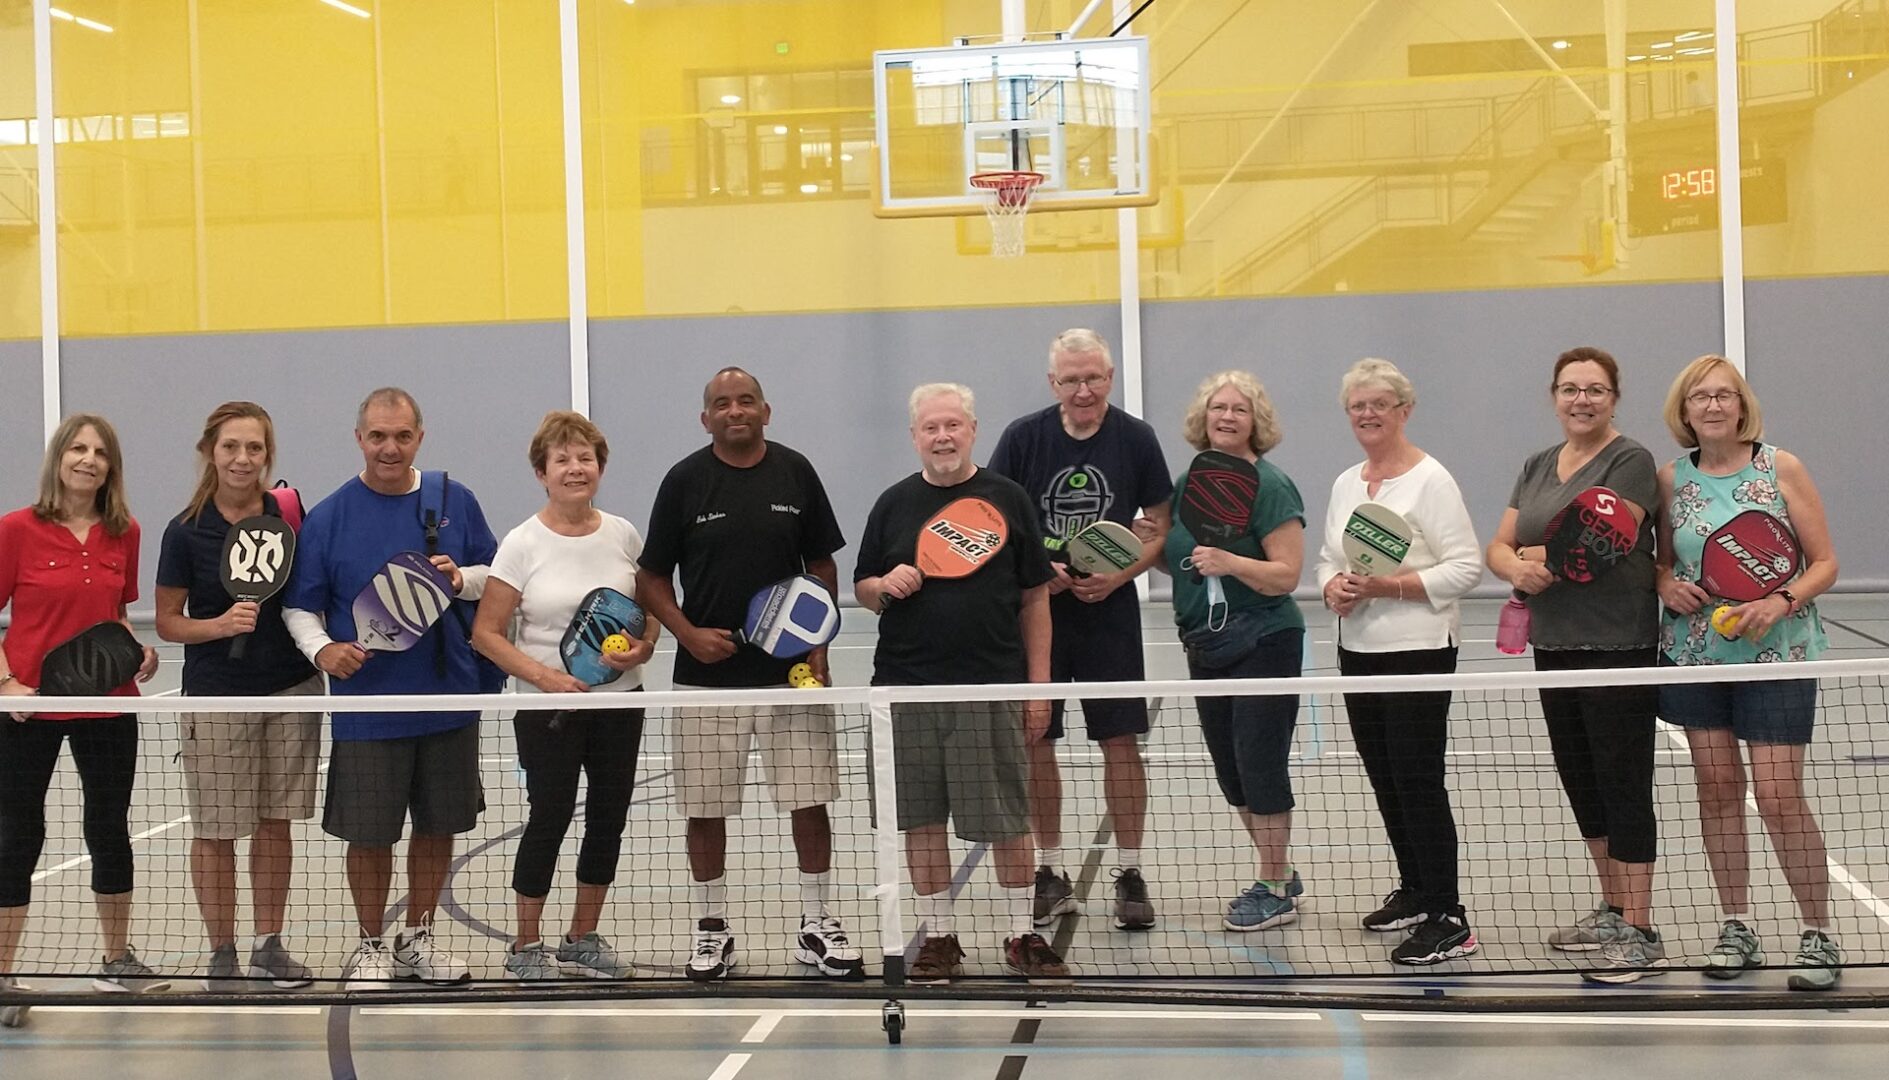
[1327,1009,1371,1080]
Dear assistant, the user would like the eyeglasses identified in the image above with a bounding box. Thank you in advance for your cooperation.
[1554,384,1615,401]
[1054,374,1110,392]
[1346,398,1402,416]
[1686,389,1741,408]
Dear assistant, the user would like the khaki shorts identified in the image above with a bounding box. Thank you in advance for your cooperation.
[893,700,1029,843]
[673,685,840,818]
[181,674,324,841]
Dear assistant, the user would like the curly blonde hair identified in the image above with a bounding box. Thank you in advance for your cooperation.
[1181,370,1280,455]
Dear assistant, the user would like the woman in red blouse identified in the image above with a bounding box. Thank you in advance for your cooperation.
[0,414,166,1005]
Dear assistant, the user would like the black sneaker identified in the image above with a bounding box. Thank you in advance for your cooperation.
[1362,888,1427,933]
[1392,910,1479,966]
[1112,868,1156,931]
[1032,866,1077,926]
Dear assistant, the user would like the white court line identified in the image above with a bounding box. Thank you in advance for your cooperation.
[741,1010,784,1042]
[706,1053,751,1080]
[367,1006,1323,1021]
[1658,728,1889,931]
[1363,1012,1889,1030]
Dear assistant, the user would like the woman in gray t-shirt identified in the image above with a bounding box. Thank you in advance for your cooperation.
[1486,347,1664,984]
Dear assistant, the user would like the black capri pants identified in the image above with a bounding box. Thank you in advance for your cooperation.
[1534,647,1660,865]
[0,714,139,908]
[510,704,644,899]
[1188,627,1303,816]
[1339,646,1462,912]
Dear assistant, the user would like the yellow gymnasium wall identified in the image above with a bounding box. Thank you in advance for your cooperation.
[6,0,1886,337]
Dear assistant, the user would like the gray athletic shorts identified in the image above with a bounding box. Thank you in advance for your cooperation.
[322,722,484,846]
[892,700,1029,843]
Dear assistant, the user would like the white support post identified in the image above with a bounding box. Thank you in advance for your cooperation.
[558,0,592,414]
[868,692,906,983]
[1001,0,1026,42]
[1113,0,1148,599]
[34,0,60,438]
[1713,0,1747,374]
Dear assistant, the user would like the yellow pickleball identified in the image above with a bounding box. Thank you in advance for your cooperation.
[601,633,632,656]
[1711,606,1742,639]
[788,662,813,683]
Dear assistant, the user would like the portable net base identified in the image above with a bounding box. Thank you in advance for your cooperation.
[969,171,1044,258]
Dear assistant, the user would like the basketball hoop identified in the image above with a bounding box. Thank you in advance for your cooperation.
[970,170,1044,258]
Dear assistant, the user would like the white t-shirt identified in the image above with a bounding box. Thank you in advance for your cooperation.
[490,511,646,692]
[1313,455,1483,653]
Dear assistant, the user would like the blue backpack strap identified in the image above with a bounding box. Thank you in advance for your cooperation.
[419,470,447,555]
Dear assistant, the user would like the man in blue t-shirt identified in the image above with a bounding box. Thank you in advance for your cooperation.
[987,329,1172,932]
[283,387,497,990]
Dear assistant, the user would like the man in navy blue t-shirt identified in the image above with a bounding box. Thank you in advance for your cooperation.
[283,387,497,990]
[987,329,1172,932]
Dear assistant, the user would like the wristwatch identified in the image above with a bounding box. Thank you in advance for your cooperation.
[1776,587,1800,615]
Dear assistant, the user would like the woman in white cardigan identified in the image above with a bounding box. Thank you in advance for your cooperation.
[1315,358,1484,967]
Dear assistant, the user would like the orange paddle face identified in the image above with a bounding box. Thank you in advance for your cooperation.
[915,497,1009,580]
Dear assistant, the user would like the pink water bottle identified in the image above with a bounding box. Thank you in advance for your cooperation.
[1495,592,1531,655]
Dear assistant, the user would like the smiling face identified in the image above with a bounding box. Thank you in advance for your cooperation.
[702,371,770,453]
[1552,359,1617,440]
[911,391,977,485]
[1204,384,1255,457]
[1683,367,1745,445]
[355,398,423,490]
[212,416,270,501]
[538,439,602,507]
[1345,380,1409,451]
[1049,348,1113,430]
[59,424,111,503]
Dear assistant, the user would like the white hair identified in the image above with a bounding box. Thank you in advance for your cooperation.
[1047,328,1114,373]
[1338,357,1415,409]
[908,382,976,425]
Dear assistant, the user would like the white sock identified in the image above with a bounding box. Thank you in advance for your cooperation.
[1007,884,1034,938]
[915,892,954,938]
[1038,847,1063,873]
[1118,847,1142,871]
[800,870,830,922]
[693,877,728,926]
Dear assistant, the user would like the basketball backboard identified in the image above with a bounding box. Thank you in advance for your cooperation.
[872,36,1154,218]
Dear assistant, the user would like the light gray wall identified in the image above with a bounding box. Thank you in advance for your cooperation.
[0,341,40,514]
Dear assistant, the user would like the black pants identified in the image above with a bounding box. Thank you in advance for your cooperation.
[0,714,138,908]
[510,705,644,899]
[1339,647,1461,912]
[1535,648,1660,865]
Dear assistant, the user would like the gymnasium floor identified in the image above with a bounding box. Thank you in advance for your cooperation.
[2,594,1887,1078]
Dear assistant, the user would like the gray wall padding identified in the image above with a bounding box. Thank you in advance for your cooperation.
[0,341,41,515]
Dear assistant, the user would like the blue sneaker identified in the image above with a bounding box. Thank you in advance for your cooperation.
[1225,877,1300,932]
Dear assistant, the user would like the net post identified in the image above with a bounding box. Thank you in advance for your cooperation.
[868,688,906,986]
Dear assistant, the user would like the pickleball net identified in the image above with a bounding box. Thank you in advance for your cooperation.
[3,659,1886,1013]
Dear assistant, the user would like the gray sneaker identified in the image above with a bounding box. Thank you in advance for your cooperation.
[95,946,172,994]
[1704,919,1763,979]
[204,942,245,992]
[0,976,30,1029]
[505,942,559,981]
[557,932,632,979]
[1547,906,1632,952]
[1581,926,1669,984]
[1033,866,1078,926]
[1112,868,1156,931]
[1787,930,1842,992]
[249,933,314,989]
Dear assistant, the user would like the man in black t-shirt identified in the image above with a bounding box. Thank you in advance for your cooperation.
[637,368,857,982]
[855,382,1066,982]
[988,329,1172,932]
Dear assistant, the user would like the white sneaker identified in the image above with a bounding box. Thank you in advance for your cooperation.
[394,920,471,985]
[687,920,735,983]
[342,937,397,991]
[794,915,864,978]
[1,976,31,1029]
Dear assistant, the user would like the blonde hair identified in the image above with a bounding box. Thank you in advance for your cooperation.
[529,410,610,474]
[1663,354,1763,448]
[909,382,976,425]
[182,402,277,524]
[1048,328,1114,373]
[35,413,133,536]
[1338,357,1415,410]
[1182,370,1281,454]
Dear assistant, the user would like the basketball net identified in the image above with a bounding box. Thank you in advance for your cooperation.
[969,171,1044,258]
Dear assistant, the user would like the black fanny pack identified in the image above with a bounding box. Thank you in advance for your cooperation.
[1181,609,1269,670]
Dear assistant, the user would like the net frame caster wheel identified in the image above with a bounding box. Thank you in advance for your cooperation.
[0,1003,29,1029]
[881,999,905,1045]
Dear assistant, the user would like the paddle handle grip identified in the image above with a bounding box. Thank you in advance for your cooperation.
[229,632,250,661]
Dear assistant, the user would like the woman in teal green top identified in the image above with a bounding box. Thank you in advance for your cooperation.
[1160,370,1306,934]
[1654,354,1841,991]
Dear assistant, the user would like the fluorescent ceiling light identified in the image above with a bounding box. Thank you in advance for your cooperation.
[799,183,819,194]
[720,94,742,105]
[1675,30,1713,42]
[1550,40,1570,50]
[1627,54,1647,61]
[1652,41,1673,49]
[49,7,114,33]
[773,125,789,135]
[840,153,854,162]
[320,0,372,19]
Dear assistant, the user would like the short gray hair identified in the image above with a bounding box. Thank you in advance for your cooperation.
[1338,358,1415,410]
[357,386,424,431]
[909,382,976,425]
[1048,328,1114,373]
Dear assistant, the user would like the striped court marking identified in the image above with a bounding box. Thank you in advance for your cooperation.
[1362,1013,1889,1029]
[705,1052,752,1080]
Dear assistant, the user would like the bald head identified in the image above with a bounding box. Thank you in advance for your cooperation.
[703,367,765,408]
